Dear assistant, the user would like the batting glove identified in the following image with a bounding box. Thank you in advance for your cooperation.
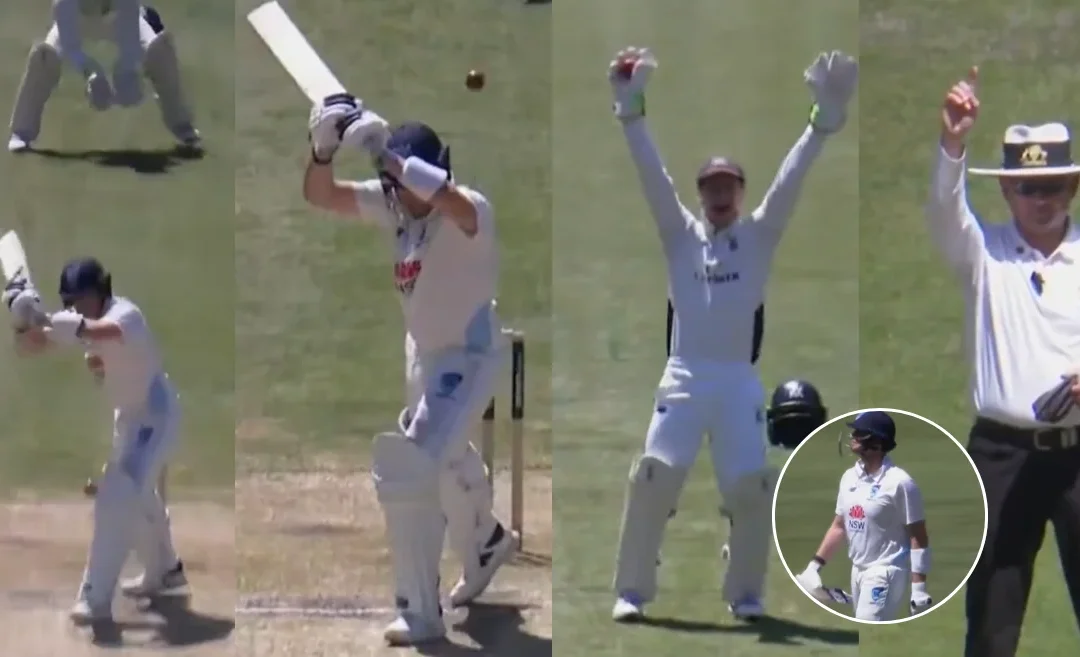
[339,110,391,156]
[804,50,858,134]
[608,46,657,121]
[308,93,360,163]
[47,310,85,345]
[910,581,933,614]
[796,560,824,592]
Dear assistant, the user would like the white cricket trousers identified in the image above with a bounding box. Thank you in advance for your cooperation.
[850,564,909,621]
[643,358,768,489]
[81,378,179,605]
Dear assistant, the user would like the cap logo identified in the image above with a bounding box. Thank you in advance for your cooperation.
[784,381,804,398]
[1020,144,1048,167]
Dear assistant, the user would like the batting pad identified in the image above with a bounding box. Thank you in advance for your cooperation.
[612,455,689,602]
[372,433,445,621]
[9,43,61,141]
[131,485,178,579]
[720,467,779,602]
[144,31,193,131]
[440,443,498,572]
[83,464,140,604]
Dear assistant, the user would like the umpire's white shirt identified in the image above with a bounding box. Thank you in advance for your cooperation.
[836,457,924,569]
[622,120,825,363]
[927,147,1080,428]
[353,180,500,356]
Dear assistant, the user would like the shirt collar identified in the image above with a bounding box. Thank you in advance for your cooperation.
[855,456,892,481]
[1008,219,1079,263]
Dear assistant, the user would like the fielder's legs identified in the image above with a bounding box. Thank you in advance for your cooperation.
[852,565,907,621]
[7,42,61,151]
[1051,449,1080,634]
[70,412,174,625]
[139,16,201,148]
[611,362,704,621]
[706,366,775,620]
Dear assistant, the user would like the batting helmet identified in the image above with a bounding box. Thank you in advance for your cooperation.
[59,257,112,308]
[378,122,452,194]
[766,379,827,449]
[845,410,897,453]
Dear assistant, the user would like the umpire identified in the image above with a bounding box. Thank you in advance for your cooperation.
[928,67,1080,657]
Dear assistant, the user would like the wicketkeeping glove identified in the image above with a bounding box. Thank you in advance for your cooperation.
[910,581,933,614]
[804,50,858,134]
[308,93,360,162]
[608,46,657,121]
[85,66,114,111]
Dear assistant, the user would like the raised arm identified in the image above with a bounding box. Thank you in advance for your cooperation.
[749,125,827,243]
[927,67,987,276]
[608,47,691,247]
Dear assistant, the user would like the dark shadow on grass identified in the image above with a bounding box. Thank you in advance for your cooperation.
[90,594,234,648]
[631,614,858,646]
[415,601,551,656]
[25,145,204,174]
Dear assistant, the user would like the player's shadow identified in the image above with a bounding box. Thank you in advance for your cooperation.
[635,614,858,646]
[26,145,204,174]
[90,594,234,648]
[415,601,551,657]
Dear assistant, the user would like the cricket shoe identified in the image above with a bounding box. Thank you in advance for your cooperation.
[611,592,646,623]
[7,135,31,153]
[728,596,765,621]
[449,523,519,607]
[173,125,202,150]
[383,613,446,646]
[69,585,112,626]
[120,560,187,597]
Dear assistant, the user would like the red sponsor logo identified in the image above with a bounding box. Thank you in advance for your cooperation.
[848,505,865,519]
[394,260,422,294]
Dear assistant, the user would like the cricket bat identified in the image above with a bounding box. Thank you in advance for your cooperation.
[0,230,32,287]
[246,1,346,102]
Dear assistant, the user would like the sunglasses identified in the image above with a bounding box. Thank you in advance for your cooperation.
[1015,179,1068,197]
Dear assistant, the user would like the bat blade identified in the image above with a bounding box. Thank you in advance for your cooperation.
[0,230,32,287]
[247,1,345,102]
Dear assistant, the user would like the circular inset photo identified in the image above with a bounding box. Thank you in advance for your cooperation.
[772,409,988,624]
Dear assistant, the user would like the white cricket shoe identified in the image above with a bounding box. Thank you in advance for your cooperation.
[383,613,446,646]
[729,597,765,621]
[449,524,519,607]
[121,560,187,597]
[173,125,201,149]
[7,135,31,153]
[69,598,112,626]
[611,593,646,622]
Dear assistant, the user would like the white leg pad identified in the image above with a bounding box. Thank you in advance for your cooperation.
[612,455,689,603]
[83,464,141,606]
[720,467,779,603]
[132,486,178,579]
[440,442,499,570]
[372,433,445,622]
[144,31,194,131]
[9,42,61,141]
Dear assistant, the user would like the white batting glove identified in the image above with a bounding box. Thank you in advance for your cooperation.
[608,46,657,121]
[910,581,933,614]
[308,93,360,162]
[340,110,391,156]
[796,560,824,592]
[112,63,143,108]
[47,309,85,345]
[85,67,114,111]
[804,50,858,134]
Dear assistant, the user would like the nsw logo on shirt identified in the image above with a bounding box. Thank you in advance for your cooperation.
[847,504,866,532]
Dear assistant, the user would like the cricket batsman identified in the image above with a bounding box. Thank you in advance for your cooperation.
[7,0,200,153]
[302,93,518,645]
[794,411,933,621]
[4,257,186,624]
[608,47,857,623]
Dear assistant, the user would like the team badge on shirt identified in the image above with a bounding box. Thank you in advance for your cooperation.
[847,504,866,532]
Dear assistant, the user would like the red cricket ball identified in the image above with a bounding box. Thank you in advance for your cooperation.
[615,57,637,80]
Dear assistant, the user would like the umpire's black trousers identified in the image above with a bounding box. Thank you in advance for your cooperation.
[964,418,1080,657]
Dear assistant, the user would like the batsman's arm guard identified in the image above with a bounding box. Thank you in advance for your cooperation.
[621,120,694,249]
[749,125,826,245]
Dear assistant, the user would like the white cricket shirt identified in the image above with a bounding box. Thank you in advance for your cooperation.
[623,120,825,362]
[836,457,924,569]
[87,296,173,414]
[354,180,499,355]
[927,147,1080,428]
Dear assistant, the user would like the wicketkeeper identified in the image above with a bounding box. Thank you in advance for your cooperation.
[607,46,857,623]
[7,0,200,153]
[302,94,518,646]
[4,257,186,625]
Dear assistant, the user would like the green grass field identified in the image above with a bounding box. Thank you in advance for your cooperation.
[552,1,859,655]
[774,413,985,622]
[0,1,235,653]
[234,0,551,653]
[859,0,1080,653]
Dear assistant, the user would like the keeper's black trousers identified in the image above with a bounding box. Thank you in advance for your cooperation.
[964,419,1080,657]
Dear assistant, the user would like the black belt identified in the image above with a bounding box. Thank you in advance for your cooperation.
[974,418,1080,451]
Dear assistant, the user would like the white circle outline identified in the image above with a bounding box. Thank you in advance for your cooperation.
[770,407,989,625]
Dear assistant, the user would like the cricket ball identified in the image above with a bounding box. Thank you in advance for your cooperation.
[466,70,485,91]
[615,57,636,80]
